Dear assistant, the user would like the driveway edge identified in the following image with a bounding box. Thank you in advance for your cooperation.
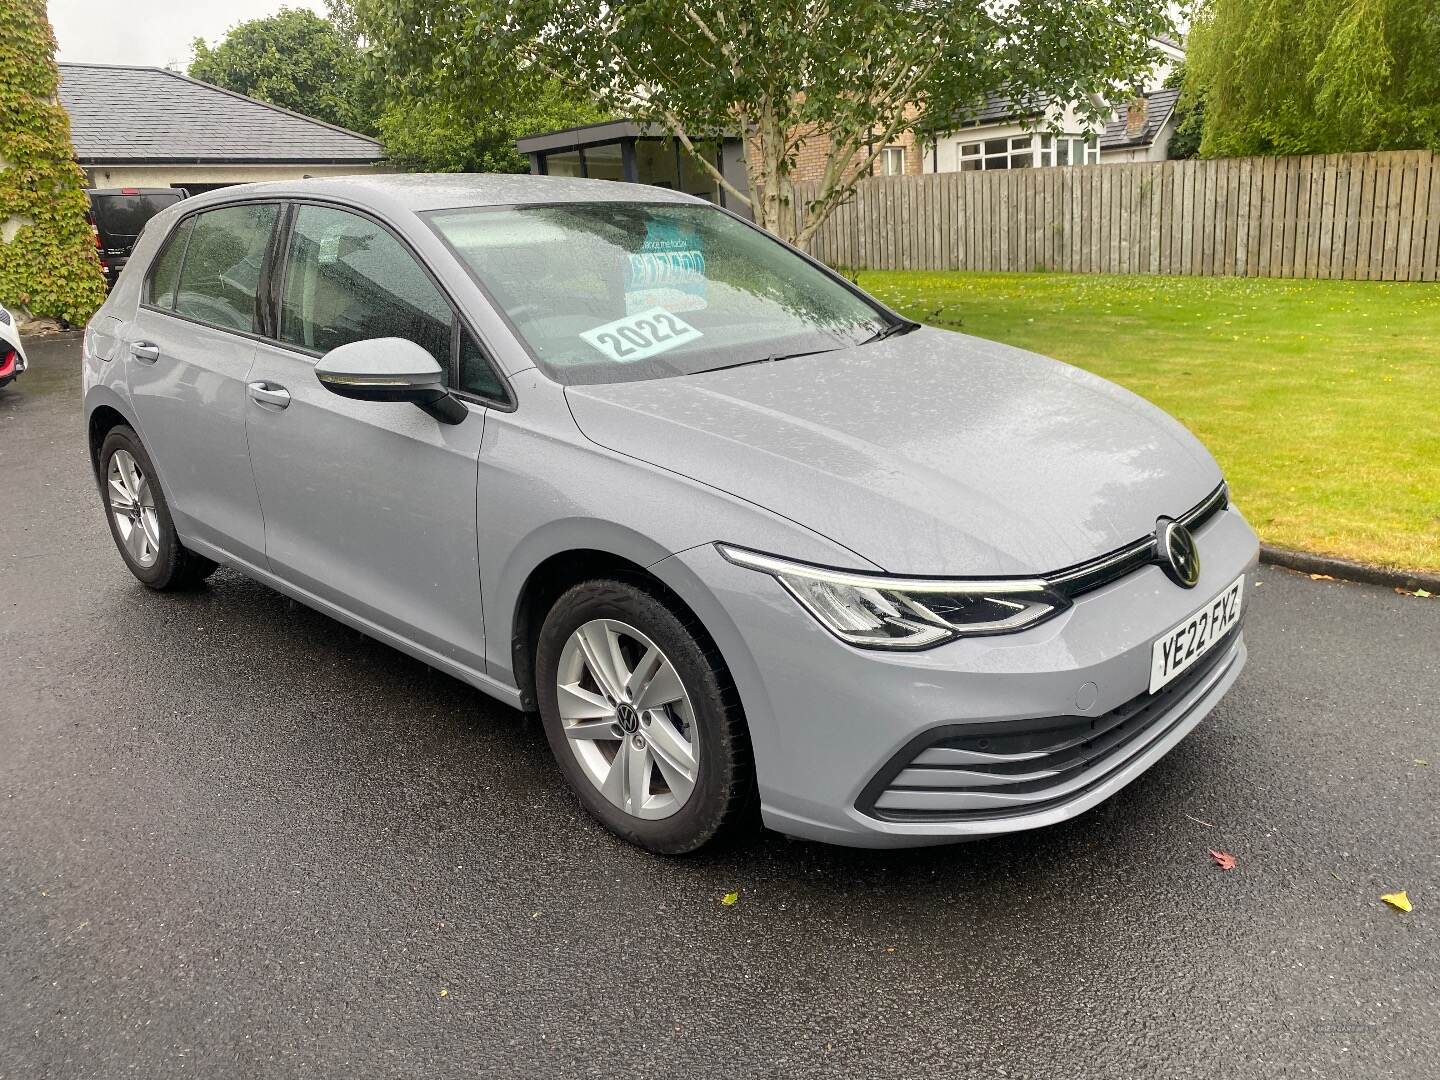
[1260,544,1439,593]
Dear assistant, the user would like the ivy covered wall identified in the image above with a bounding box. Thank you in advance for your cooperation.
[0,0,107,325]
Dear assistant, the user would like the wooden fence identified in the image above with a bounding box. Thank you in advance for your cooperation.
[794,149,1440,280]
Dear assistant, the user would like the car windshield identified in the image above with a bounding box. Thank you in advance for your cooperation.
[427,202,891,385]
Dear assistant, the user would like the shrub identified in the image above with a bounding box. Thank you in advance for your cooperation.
[0,0,108,325]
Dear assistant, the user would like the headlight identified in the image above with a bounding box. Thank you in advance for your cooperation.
[717,545,1070,650]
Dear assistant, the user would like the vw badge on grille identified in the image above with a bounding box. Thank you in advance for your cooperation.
[1156,518,1201,588]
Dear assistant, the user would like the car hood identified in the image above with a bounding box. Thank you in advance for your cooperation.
[565,328,1222,576]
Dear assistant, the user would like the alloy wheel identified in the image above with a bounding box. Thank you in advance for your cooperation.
[107,448,161,569]
[555,618,699,820]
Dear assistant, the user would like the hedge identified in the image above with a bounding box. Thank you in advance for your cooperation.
[0,0,107,325]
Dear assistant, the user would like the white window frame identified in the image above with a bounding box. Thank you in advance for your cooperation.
[956,133,1099,171]
[881,145,907,176]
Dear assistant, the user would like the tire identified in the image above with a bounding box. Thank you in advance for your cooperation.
[97,425,218,590]
[535,578,755,854]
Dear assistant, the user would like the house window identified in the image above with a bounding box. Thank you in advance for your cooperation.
[958,133,1098,170]
[957,135,1034,171]
[1051,135,1100,166]
[881,146,906,175]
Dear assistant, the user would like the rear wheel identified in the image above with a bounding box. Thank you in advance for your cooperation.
[98,425,217,590]
[535,579,754,853]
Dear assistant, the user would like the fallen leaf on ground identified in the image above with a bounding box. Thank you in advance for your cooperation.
[721,891,739,907]
[1415,759,1430,767]
[1381,891,1412,913]
[1416,589,1433,598]
[439,988,449,998]
[1309,573,1335,581]
[1208,849,1238,870]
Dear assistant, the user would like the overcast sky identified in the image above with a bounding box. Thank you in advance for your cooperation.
[49,0,326,70]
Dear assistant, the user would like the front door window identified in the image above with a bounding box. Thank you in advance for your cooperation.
[277,204,453,365]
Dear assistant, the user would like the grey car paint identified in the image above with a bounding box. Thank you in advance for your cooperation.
[245,334,492,671]
[566,329,1222,576]
[124,305,269,566]
[84,174,1259,847]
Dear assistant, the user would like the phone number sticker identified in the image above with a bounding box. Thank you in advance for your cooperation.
[579,307,703,363]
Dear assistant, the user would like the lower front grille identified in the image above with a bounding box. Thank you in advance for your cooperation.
[858,627,1242,822]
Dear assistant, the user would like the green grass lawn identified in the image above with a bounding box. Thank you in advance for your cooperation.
[857,270,1440,573]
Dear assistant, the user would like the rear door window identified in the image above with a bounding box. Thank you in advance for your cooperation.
[173,203,279,334]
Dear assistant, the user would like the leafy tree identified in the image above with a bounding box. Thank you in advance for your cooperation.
[379,81,609,173]
[0,0,107,324]
[194,1,603,173]
[1165,63,1203,160]
[190,7,378,134]
[1185,0,1440,156]
[356,0,1173,248]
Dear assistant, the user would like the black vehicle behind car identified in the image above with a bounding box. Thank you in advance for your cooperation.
[86,188,186,287]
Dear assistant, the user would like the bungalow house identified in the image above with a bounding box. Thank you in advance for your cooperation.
[57,62,384,194]
[904,34,1184,174]
[921,85,1181,173]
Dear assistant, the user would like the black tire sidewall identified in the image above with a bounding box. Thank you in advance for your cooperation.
[535,579,746,854]
[98,426,187,589]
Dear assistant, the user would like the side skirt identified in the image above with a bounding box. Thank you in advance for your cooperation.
[184,535,525,711]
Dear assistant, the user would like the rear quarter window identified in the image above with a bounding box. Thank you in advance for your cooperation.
[144,217,193,310]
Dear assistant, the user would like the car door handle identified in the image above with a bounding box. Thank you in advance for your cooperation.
[247,381,291,409]
[130,341,160,363]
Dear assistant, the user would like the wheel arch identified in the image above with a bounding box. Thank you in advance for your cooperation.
[501,517,752,718]
[509,545,720,714]
[86,397,140,478]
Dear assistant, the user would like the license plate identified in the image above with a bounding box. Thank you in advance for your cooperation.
[1149,575,1245,693]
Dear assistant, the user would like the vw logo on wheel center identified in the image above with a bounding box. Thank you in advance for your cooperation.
[616,703,641,733]
[1156,518,1201,588]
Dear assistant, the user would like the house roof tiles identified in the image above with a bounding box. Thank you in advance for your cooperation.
[57,63,383,165]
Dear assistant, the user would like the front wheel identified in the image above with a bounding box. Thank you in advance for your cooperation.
[98,425,217,590]
[535,579,755,854]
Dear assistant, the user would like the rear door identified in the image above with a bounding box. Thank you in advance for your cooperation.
[125,202,279,565]
[243,201,508,671]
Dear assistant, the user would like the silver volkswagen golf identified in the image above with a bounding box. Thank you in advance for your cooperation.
[83,175,1258,852]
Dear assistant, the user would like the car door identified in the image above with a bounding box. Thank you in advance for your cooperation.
[244,201,508,672]
[125,202,279,566]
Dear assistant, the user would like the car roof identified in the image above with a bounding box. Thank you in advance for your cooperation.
[180,173,707,214]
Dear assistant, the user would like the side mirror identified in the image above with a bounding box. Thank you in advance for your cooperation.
[315,337,467,425]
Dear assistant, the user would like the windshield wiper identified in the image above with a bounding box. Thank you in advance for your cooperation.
[700,346,843,374]
[858,319,920,346]
[694,319,918,376]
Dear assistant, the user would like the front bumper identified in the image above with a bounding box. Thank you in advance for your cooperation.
[668,505,1260,847]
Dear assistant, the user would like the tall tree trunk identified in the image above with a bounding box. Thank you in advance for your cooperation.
[745,98,800,246]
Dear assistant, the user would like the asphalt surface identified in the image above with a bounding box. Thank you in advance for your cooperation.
[2,334,1437,1079]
